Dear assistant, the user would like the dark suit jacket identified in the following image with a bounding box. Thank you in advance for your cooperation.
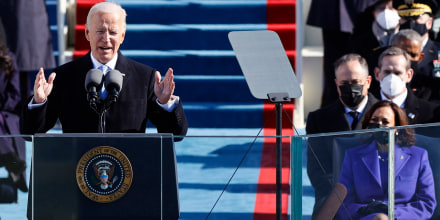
[306,93,378,203]
[350,17,385,99]
[22,51,188,139]
[337,142,436,219]
[307,0,377,32]
[411,39,440,101]
[398,89,440,125]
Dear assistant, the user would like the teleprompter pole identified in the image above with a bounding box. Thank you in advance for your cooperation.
[268,92,290,220]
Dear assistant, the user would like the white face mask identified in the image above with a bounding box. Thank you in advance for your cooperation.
[380,73,406,97]
[376,9,400,30]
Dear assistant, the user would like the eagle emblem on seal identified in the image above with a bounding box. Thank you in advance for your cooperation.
[93,160,116,190]
[76,146,133,203]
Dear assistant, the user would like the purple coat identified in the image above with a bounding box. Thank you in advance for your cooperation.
[0,52,26,182]
[337,141,436,219]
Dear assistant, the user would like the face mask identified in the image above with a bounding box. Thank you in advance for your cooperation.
[376,9,400,30]
[400,20,428,36]
[380,74,406,97]
[339,84,365,108]
[368,123,389,145]
[410,60,418,72]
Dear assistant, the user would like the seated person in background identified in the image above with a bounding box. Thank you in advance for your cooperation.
[0,43,27,193]
[306,53,378,216]
[395,0,440,102]
[350,0,400,97]
[337,100,436,220]
[374,46,440,124]
[389,29,431,100]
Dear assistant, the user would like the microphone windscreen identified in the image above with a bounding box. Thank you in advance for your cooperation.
[104,69,123,91]
[85,69,104,90]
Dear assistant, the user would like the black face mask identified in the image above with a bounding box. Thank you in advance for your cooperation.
[410,60,418,69]
[339,84,365,108]
[411,60,419,72]
[368,123,389,145]
[400,20,428,36]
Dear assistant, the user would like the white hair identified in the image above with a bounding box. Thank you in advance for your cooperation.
[86,2,127,30]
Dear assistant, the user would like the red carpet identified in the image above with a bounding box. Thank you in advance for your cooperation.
[73,0,104,59]
[254,0,296,219]
[253,127,293,220]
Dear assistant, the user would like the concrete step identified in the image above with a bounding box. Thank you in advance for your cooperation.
[182,102,263,128]
[173,75,257,103]
[68,49,296,76]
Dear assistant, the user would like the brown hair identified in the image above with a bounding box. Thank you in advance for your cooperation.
[0,44,14,77]
[362,100,415,146]
[333,53,369,78]
[377,47,411,71]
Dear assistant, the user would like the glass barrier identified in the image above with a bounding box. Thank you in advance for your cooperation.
[174,132,293,220]
[0,131,293,220]
[4,123,439,219]
[294,122,440,220]
[0,135,32,220]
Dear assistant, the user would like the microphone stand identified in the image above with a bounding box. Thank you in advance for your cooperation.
[96,90,119,133]
[98,109,106,133]
[87,89,106,133]
[90,100,109,134]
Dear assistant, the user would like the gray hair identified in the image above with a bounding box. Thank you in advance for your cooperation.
[86,2,127,31]
[377,47,411,70]
[391,29,423,46]
[334,53,369,78]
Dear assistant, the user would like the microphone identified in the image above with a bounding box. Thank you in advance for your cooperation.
[104,69,123,104]
[85,69,104,109]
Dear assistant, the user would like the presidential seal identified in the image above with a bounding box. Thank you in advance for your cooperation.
[76,146,133,203]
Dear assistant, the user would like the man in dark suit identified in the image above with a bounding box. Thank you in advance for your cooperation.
[22,2,188,139]
[390,29,435,100]
[375,46,440,125]
[306,53,379,215]
[396,0,440,102]
[307,0,381,107]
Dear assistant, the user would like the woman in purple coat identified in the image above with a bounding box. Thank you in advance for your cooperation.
[337,100,436,219]
[0,43,27,193]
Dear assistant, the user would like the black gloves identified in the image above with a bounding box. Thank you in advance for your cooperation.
[0,152,28,192]
[357,199,388,216]
[0,152,26,174]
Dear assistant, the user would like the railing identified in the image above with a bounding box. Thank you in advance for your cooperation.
[293,122,440,220]
[2,122,440,219]
[0,132,292,219]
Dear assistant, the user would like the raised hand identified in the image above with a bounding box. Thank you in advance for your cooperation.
[154,68,175,104]
[33,68,56,104]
